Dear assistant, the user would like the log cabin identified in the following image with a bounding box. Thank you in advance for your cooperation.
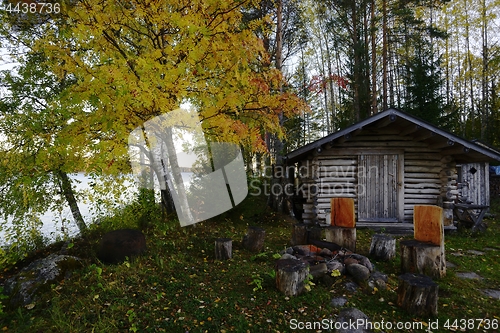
[285,108,500,230]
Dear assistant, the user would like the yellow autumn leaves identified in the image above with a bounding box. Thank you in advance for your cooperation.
[34,0,306,164]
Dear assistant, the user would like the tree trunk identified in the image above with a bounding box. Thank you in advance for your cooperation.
[160,188,175,216]
[351,1,361,121]
[480,0,489,140]
[397,273,439,317]
[215,238,232,260]
[400,239,446,279]
[242,226,266,252]
[325,226,356,252]
[267,0,287,213]
[370,0,377,115]
[57,171,87,234]
[382,0,388,110]
[369,234,396,261]
[275,259,309,296]
[463,0,476,135]
[162,127,193,225]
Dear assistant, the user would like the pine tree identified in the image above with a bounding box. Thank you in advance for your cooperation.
[403,38,446,125]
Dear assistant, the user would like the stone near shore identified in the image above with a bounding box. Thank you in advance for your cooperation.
[4,254,82,307]
[97,229,147,264]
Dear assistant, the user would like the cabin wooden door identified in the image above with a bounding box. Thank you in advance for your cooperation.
[358,154,400,222]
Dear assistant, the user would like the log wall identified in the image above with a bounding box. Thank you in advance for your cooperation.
[316,156,358,224]
[403,153,442,222]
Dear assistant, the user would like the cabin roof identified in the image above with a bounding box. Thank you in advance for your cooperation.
[286,108,500,164]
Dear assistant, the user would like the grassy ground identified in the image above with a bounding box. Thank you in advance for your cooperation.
[1,194,499,332]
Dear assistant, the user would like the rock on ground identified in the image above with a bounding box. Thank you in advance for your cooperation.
[346,264,370,283]
[327,260,345,275]
[331,297,348,308]
[336,308,375,333]
[97,229,147,264]
[4,254,82,307]
[481,289,500,299]
[456,272,483,280]
[344,281,359,293]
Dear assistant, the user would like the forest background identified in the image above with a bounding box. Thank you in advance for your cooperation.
[1,0,500,266]
[275,0,500,150]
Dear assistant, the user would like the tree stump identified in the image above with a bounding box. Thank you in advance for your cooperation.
[325,226,356,251]
[215,238,232,260]
[400,239,446,278]
[291,223,308,246]
[397,273,438,317]
[369,234,396,261]
[275,259,309,296]
[242,226,266,252]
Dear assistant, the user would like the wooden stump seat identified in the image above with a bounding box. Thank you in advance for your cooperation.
[325,226,356,252]
[413,205,444,246]
[400,205,446,278]
[330,197,355,227]
[327,198,356,251]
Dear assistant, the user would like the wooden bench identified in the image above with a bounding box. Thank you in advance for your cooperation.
[453,203,489,232]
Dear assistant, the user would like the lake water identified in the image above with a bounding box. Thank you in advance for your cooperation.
[0,173,138,247]
[0,172,194,247]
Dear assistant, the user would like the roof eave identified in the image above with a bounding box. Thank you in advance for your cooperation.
[285,108,500,164]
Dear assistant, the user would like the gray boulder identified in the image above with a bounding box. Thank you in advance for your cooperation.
[368,271,388,291]
[326,260,345,275]
[280,253,297,260]
[344,281,359,293]
[349,254,374,272]
[4,254,82,307]
[346,264,370,283]
[331,297,348,308]
[97,229,147,264]
[336,308,374,333]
